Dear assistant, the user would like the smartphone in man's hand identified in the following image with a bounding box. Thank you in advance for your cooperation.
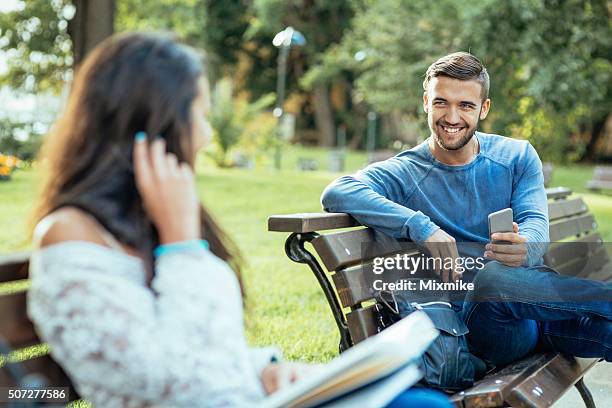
[488,208,513,244]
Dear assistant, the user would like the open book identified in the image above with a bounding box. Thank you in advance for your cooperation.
[260,311,438,408]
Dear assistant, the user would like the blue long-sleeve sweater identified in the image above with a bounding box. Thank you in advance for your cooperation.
[321,132,549,266]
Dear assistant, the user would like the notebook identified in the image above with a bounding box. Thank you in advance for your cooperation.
[260,311,438,408]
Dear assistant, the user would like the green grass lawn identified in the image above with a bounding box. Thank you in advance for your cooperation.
[1,147,611,364]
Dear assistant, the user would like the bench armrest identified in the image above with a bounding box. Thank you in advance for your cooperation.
[269,186,571,233]
[268,213,360,233]
[0,251,31,282]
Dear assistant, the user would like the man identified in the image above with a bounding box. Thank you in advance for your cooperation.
[321,52,611,367]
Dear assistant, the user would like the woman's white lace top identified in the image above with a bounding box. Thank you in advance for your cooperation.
[27,241,280,407]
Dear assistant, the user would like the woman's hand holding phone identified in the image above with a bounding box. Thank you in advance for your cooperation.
[133,132,201,244]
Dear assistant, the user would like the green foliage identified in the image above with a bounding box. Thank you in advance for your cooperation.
[209,78,275,167]
[116,0,208,46]
[0,0,73,92]
[209,79,241,167]
[234,0,356,98]
[468,0,611,162]
[305,0,470,111]
[309,0,611,162]
[1,0,609,163]
[199,0,251,67]
[237,110,278,168]
[0,119,43,161]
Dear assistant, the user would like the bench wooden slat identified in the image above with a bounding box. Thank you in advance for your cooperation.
[547,197,588,221]
[332,266,369,309]
[544,186,572,200]
[555,246,610,279]
[0,291,40,348]
[586,262,612,282]
[461,353,547,407]
[544,233,602,268]
[549,213,597,242]
[332,263,383,309]
[333,260,423,308]
[268,213,358,233]
[506,356,598,408]
[0,354,80,401]
[312,228,418,272]
[0,253,29,283]
[345,305,379,344]
[583,251,611,281]
[460,354,598,408]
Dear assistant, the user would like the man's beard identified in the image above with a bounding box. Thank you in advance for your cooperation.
[431,120,478,151]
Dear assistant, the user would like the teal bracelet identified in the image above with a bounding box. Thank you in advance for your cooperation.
[154,239,209,258]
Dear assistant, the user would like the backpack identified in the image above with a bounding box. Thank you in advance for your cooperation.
[375,291,487,392]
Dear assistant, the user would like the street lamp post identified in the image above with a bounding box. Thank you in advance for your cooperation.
[272,26,305,170]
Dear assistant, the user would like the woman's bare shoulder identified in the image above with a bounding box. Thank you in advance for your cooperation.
[34,207,108,249]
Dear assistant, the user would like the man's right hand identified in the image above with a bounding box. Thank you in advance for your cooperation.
[423,229,461,282]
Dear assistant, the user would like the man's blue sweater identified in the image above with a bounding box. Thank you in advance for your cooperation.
[320,132,549,266]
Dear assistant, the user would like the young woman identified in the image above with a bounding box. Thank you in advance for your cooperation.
[27,32,451,408]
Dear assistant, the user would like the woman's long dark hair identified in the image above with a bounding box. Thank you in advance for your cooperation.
[31,32,243,288]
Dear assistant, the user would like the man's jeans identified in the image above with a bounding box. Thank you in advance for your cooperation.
[459,261,612,367]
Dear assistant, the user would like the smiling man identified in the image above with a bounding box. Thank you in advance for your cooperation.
[321,52,611,371]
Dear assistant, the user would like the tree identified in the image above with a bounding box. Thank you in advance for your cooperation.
[203,0,357,147]
[310,0,611,161]
[0,0,73,92]
[0,0,115,162]
[304,0,475,145]
[0,118,44,161]
[0,0,115,92]
[69,0,115,66]
[469,0,611,162]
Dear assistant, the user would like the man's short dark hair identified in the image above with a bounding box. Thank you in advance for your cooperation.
[423,52,490,100]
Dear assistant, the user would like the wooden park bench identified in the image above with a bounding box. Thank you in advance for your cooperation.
[587,166,612,192]
[269,186,609,407]
[0,252,80,405]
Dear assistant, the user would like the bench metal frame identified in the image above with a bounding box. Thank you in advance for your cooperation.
[285,231,353,351]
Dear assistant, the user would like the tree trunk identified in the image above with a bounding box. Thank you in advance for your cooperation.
[584,114,609,162]
[348,103,367,150]
[312,84,335,147]
[68,0,115,67]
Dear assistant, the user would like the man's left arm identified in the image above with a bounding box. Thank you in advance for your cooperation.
[513,143,549,266]
[489,143,549,267]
